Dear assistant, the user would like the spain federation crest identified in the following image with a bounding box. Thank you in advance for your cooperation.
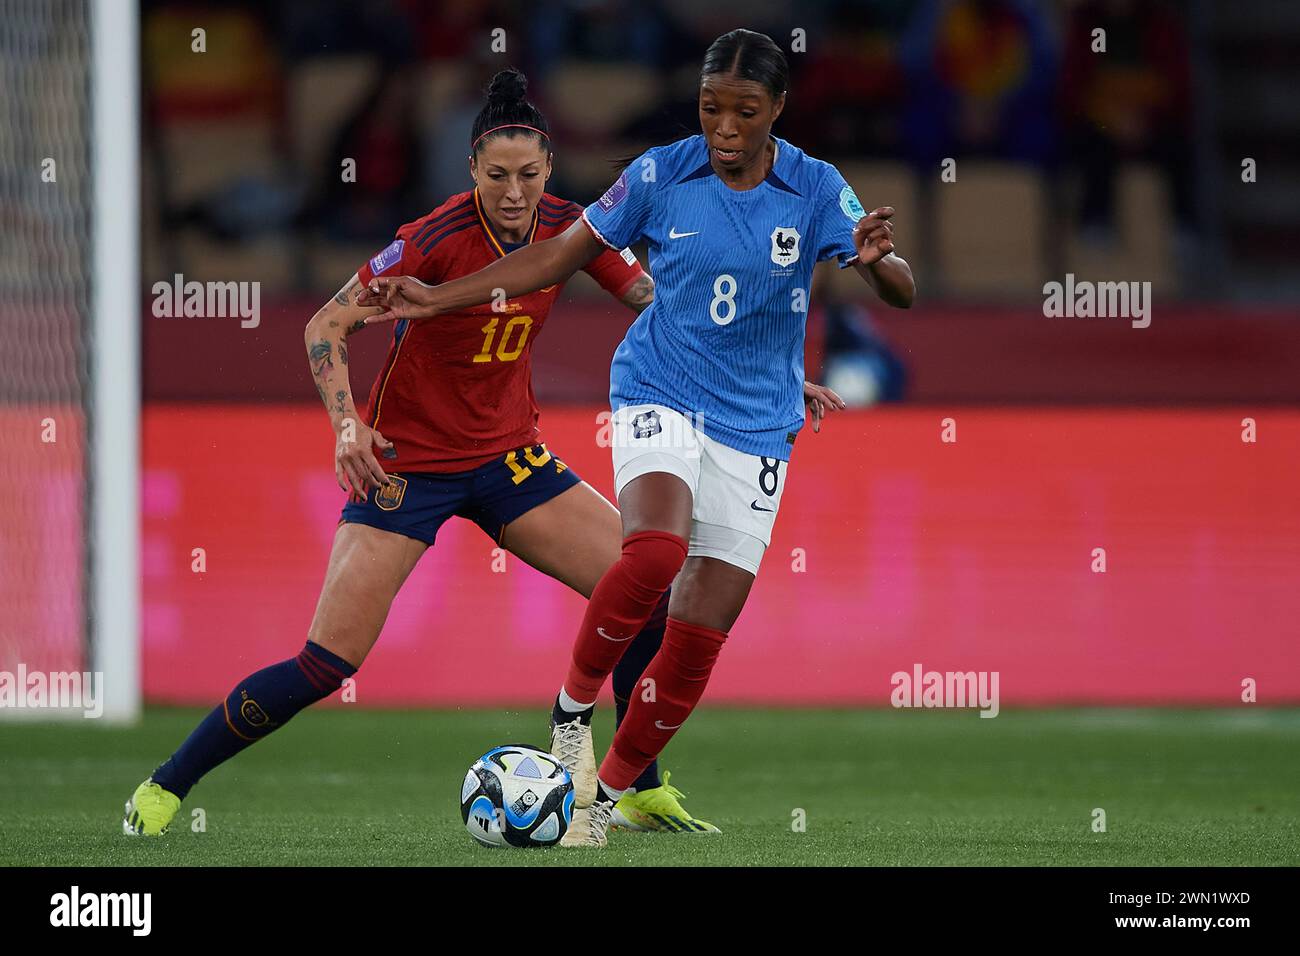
[375,474,408,511]
[770,226,800,267]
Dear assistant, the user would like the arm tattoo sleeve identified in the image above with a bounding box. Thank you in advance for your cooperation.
[308,340,334,377]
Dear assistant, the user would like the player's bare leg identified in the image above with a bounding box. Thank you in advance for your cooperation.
[664,555,754,633]
[499,481,621,599]
[124,523,425,835]
[307,521,429,667]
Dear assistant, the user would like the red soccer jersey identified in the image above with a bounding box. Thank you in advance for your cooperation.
[355,189,644,473]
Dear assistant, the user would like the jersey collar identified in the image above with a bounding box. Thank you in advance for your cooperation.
[679,135,800,195]
[473,187,539,258]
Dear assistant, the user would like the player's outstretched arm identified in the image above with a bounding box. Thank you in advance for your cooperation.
[851,206,915,308]
[359,219,604,324]
[303,274,394,501]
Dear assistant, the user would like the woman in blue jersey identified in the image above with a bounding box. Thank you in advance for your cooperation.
[362,29,913,847]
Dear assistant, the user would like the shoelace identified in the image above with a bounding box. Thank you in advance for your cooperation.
[552,722,586,769]
[585,801,613,838]
[660,771,688,802]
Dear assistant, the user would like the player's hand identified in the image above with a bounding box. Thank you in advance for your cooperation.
[804,381,847,433]
[358,276,441,324]
[852,207,896,266]
[334,421,394,503]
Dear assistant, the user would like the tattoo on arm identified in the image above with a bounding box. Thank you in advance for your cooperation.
[333,390,348,415]
[308,340,334,377]
[333,279,357,307]
[622,274,655,313]
[338,340,348,366]
[346,318,366,335]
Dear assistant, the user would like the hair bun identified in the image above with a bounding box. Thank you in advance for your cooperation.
[486,68,528,106]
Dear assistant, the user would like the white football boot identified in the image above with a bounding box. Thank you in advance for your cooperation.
[560,799,614,848]
[550,718,597,809]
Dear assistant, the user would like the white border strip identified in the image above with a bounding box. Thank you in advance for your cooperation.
[90,0,141,723]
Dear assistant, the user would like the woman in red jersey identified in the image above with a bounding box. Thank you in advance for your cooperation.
[123,68,844,840]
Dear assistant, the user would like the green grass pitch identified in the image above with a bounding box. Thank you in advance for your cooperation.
[2,707,1297,866]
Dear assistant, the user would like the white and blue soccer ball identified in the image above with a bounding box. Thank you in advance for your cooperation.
[460,744,574,848]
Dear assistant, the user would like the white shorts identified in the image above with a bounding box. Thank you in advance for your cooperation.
[609,404,789,575]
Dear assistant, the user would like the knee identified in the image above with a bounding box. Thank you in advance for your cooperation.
[664,618,727,675]
[619,530,688,593]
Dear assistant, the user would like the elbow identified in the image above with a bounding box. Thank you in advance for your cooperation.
[304,309,328,343]
[890,266,916,309]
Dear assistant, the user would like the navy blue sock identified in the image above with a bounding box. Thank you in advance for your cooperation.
[612,590,668,792]
[151,641,356,800]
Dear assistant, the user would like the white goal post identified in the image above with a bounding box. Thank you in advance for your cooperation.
[90,0,141,723]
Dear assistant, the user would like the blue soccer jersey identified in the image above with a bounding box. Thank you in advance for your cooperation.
[582,134,865,461]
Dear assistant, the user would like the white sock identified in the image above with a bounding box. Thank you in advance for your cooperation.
[596,776,627,803]
[557,686,595,714]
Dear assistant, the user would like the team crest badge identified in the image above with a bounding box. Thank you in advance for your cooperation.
[631,410,662,439]
[771,226,800,267]
[240,697,271,728]
[375,475,408,511]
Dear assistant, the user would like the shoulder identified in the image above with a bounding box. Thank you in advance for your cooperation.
[395,192,478,253]
[614,135,707,189]
[654,135,708,182]
[775,138,843,194]
[778,138,865,218]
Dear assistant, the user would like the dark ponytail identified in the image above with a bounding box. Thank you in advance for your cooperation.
[700,28,789,100]
[470,67,550,155]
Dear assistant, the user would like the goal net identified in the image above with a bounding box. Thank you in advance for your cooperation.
[0,0,139,721]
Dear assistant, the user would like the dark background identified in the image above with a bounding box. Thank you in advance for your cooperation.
[138,0,1300,405]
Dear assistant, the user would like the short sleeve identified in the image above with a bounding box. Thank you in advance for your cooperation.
[814,165,866,268]
[356,225,441,287]
[582,152,655,251]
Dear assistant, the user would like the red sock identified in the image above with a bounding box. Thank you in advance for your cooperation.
[599,617,727,790]
[563,530,687,704]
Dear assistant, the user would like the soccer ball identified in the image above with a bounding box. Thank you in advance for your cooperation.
[460,744,574,848]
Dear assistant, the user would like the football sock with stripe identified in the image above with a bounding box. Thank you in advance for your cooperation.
[599,617,727,791]
[150,641,357,800]
[563,530,686,703]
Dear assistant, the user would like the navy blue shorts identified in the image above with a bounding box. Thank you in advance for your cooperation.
[340,443,582,546]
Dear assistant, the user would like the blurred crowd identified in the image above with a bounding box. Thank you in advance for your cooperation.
[143,0,1198,260]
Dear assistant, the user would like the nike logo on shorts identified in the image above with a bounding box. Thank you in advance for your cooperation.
[750,500,774,512]
[668,228,700,239]
[654,720,682,730]
[597,626,634,642]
